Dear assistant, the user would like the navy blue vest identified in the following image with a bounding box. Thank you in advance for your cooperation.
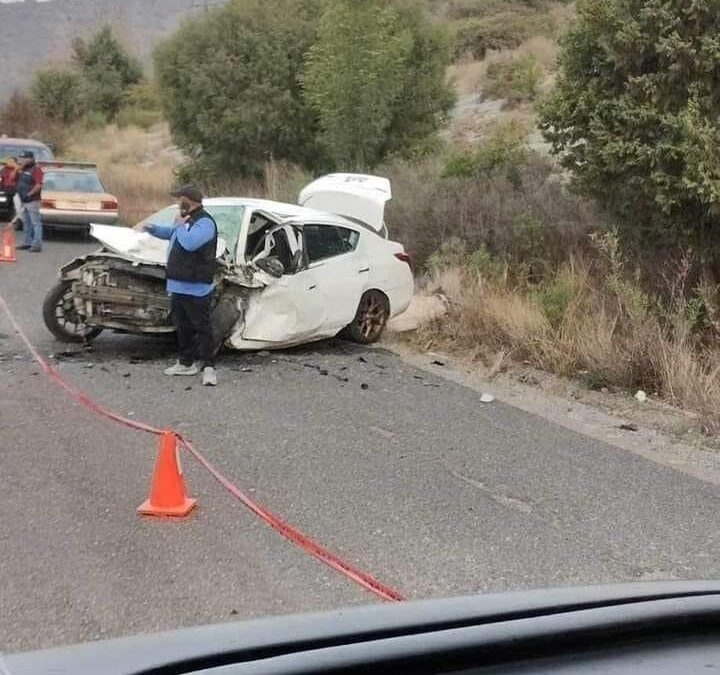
[16,163,40,203]
[166,208,218,284]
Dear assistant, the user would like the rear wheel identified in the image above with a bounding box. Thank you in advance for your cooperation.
[42,281,103,343]
[347,290,390,344]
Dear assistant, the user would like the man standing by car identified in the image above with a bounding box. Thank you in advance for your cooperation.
[140,185,219,386]
[15,150,44,252]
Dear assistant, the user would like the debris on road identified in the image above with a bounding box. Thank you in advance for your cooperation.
[618,423,638,432]
[361,383,369,390]
[635,390,648,403]
[431,359,446,367]
[480,393,495,403]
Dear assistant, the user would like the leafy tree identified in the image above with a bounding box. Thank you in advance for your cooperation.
[155,0,322,178]
[156,0,453,177]
[539,0,720,256]
[72,25,143,118]
[304,0,455,170]
[379,1,456,162]
[30,67,85,124]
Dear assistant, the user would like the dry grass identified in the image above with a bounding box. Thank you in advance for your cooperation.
[419,253,720,430]
[65,124,313,224]
[66,123,179,224]
[449,59,488,96]
[548,0,577,31]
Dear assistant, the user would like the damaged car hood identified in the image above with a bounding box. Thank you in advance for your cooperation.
[89,224,227,266]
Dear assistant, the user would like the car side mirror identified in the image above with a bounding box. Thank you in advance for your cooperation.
[256,257,285,278]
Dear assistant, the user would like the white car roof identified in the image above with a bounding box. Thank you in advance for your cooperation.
[203,197,374,233]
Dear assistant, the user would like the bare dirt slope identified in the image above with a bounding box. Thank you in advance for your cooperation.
[0,0,203,100]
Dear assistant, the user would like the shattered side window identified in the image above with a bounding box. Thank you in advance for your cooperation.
[206,206,245,262]
[138,204,245,261]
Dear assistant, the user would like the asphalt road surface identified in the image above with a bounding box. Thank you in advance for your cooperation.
[1,233,719,654]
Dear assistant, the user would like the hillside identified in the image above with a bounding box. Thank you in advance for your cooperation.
[0,0,206,99]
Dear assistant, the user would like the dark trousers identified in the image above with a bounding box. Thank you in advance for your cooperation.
[171,293,214,368]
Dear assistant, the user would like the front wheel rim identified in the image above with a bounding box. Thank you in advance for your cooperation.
[55,288,91,337]
[358,294,387,340]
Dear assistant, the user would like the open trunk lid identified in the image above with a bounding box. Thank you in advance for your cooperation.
[298,174,391,236]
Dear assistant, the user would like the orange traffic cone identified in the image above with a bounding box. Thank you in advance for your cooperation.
[137,431,197,517]
[0,226,16,263]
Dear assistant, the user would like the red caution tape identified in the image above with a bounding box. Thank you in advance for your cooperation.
[0,292,405,603]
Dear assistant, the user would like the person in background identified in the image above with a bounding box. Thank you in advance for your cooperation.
[15,151,44,252]
[138,185,219,386]
[0,157,19,221]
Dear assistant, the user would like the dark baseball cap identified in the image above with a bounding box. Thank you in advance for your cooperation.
[170,184,203,202]
[19,150,35,159]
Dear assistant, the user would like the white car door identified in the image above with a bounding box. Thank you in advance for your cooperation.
[241,227,327,343]
[303,223,368,331]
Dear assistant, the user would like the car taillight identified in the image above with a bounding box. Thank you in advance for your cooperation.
[101,200,118,211]
[394,252,413,267]
[41,199,55,209]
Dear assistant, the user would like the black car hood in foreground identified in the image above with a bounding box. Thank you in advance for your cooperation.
[4,581,720,675]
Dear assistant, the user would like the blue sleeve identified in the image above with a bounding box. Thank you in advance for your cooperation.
[174,216,216,252]
[147,224,175,240]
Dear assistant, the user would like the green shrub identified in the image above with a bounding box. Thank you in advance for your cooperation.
[77,110,108,131]
[453,9,555,59]
[466,245,506,279]
[427,237,504,278]
[30,67,85,124]
[125,81,161,110]
[427,237,470,272]
[534,269,577,327]
[539,0,720,263]
[116,106,162,130]
[72,25,143,119]
[443,119,528,178]
[484,53,543,103]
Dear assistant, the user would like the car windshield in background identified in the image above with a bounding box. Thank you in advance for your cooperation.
[138,204,246,260]
[0,144,53,161]
[43,171,105,193]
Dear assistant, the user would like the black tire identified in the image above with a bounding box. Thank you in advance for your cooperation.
[42,281,103,344]
[346,290,390,345]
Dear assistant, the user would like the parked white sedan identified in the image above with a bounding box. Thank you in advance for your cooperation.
[42,174,415,350]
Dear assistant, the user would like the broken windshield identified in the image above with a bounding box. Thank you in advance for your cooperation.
[138,204,246,261]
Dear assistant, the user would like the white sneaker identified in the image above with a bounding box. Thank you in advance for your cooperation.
[164,361,199,376]
[202,366,218,386]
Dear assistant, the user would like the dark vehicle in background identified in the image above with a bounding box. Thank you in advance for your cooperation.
[0,137,54,162]
[0,137,54,221]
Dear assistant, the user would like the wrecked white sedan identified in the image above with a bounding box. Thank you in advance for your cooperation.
[42,174,414,351]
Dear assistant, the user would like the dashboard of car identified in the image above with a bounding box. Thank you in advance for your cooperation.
[4,582,719,675]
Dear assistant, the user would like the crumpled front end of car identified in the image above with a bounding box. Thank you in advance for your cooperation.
[62,254,175,333]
